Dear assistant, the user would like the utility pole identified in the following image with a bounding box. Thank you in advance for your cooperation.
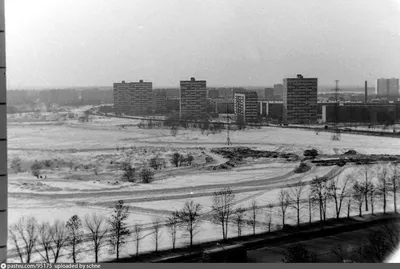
[332,80,341,141]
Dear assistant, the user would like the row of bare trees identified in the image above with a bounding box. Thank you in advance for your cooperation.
[9,164,400,263]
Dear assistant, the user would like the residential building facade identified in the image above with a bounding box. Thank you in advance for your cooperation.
[274,84,283,99]
[234,91,258,123]
[180,77,207,119]
[113,80,152,115]
[152,89,167,114]
[283,74,318,124]
[377,78,399,98]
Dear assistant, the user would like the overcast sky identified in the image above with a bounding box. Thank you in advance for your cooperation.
[5,0,400,89]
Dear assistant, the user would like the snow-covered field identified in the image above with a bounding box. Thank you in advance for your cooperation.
[7,112,400,262]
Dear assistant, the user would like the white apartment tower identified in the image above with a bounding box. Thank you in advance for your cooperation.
[377,78,399,98]
[0,0,7,263]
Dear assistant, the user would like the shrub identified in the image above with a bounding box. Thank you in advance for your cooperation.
[303,149,319,158]
[294,162,311,173]
[171,153,181,167]
[140,168,154,184]
[31,161,42,178]
[43,160,53,168]
[121,162,136,183]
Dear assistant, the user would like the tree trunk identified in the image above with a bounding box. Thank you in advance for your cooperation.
[221,221,225,240]
[72,244,76,263]
[347,200,351,218]
[365,193,369,211]
[95,249,98,263]
[383,189,386,214]
[297,207,300,227]
[116,244,119,261]
[309,199,312,225]
[394,184,397,213]
[370,195,374,215]
[359,204,362,217]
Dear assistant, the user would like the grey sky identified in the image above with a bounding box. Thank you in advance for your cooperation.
[5,0,400,89]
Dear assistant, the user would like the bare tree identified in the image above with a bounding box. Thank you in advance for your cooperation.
[377,166,390,214]
[232,207,246,237]
[277,189,290,227]
[368,182,377,215]
[175,200,203,247]
[9,216,39,263]
[310,176,329,226]
[307,190,313,225]
[50,220,69,263]
[152,217,162,253]
[167,212,179,251]
[84,213,109,263]
[66,215,83,263]
[211,187,236,240]
[352,181,364,217]
[108,200,131,261]
[36,222,52,263]
[265,203,274,232]
[133,224,142,258]
[288,181,305,227]
[249,200,261,235]
[390,163,399,213]
[359,166,374,212]
[328,174,352,219]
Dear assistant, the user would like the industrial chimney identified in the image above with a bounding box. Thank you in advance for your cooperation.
[0,0,7,263]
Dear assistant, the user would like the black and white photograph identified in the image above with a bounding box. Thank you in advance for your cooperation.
[1,0,400,264]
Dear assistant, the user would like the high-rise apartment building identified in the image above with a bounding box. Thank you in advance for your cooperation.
[283,74,318,124]
[113,80,152,115]
[274,84,283,98]
[0,0,7,262]
[152,89,167,114]
[179,77,207,119]
[377,78,399,98]
[234,91,258,123]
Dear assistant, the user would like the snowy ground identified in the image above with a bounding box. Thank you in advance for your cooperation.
[7,112,400,262]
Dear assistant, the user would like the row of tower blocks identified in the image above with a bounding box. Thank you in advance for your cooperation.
[113,75,319,124]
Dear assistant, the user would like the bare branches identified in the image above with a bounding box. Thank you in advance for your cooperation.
[151,217,162,253]
[167,212,179,250]
[211,187,235,240]
[175,200,203,247]
[133,224,142,258]
[66,215,83,263]
[232,207,247,237]
[9,216,39,263]
[84,213,109,263]
[249,200,261,235]
[288,181,306,227]
[277,189,290,227]
[107,200,130,261]
[328,173,352,219]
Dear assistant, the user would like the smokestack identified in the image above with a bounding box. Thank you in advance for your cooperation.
[0,0,7,263]
[365,81,368,103]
